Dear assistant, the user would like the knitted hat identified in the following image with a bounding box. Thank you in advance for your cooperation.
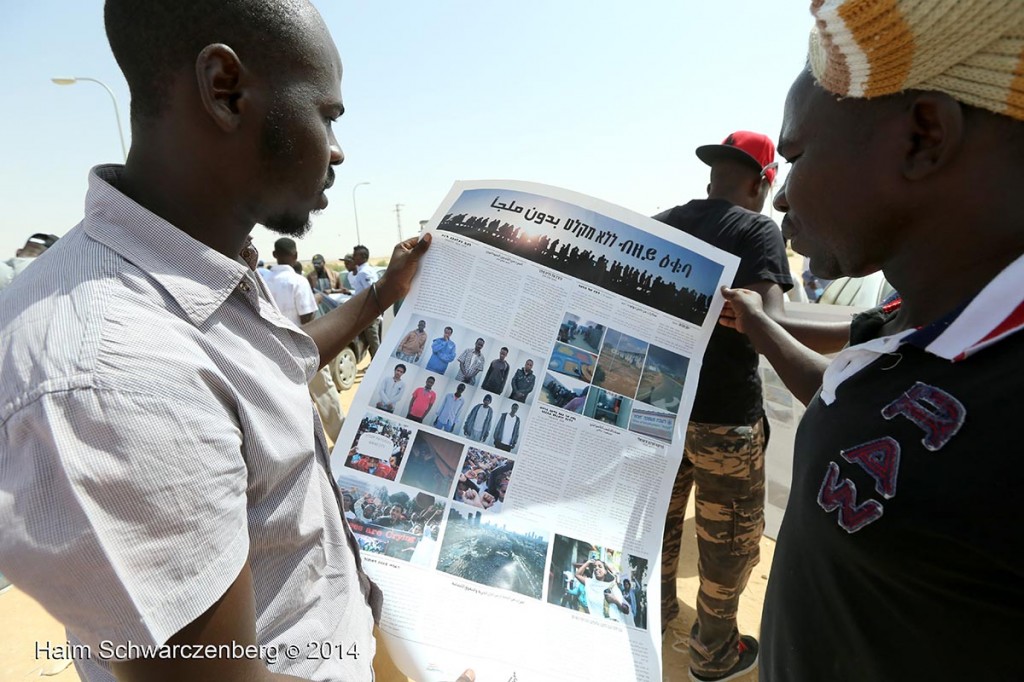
[808,0,1024,121]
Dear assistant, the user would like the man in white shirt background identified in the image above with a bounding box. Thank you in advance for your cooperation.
[265,237,343,441]
[350,244,381,358]
[266,237,318,325]
[0,233,59,292]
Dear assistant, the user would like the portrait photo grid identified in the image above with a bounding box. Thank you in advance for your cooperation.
[333,308,655,626]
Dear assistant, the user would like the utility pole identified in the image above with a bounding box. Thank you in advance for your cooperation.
[394,204,405,241]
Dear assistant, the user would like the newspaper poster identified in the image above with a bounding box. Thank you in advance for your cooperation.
[330,181,739,681]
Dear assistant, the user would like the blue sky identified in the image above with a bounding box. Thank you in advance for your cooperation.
[0,1,812,262]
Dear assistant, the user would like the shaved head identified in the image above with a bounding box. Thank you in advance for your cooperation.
[105,0,325,122]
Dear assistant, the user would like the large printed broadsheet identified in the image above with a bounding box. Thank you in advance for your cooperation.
[330,181,738,681]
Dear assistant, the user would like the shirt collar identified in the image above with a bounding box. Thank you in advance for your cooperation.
[903,251,1024,361]
[83,165,251,327]
[820,252,1024,404]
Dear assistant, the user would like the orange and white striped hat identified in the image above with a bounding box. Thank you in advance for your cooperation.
[808,0,1024,121]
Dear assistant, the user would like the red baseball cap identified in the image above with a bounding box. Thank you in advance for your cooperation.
[696,131,778,184]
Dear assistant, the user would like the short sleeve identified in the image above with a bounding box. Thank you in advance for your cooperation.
[294,278,318,317]
[733,215,794,292]
[0,388,249,653]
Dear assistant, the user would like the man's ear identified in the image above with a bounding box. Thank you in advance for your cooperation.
[747,175,767,200]
[903,92,964,181]
[195,43,248,132]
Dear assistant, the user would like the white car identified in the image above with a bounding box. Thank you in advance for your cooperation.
[818,271,895,308]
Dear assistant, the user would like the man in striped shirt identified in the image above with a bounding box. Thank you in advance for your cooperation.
[0,1,478,682]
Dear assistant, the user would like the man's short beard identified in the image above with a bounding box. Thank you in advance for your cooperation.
[263,212,313,237]
[259,98,313,238]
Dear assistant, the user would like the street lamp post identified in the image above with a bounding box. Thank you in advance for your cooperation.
[51,77,128,161]
[352,181,370,245]
[394,203,404,241]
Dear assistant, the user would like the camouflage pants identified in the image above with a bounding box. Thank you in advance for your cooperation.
[661,419,765,675]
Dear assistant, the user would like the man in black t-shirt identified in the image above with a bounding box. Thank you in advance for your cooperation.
[654,131,793,682]
[714,3,1024,680]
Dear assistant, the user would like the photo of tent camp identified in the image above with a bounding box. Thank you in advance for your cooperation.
[557,313,605,355]
[399,430,465,497]
[583,387,632,428]
[540,372,591,413]
[435,505,549,599]
[546,534,649,630]
[341,414,412,481]
[548,342,597,383]
[452,447,515,513]
[592,328,649,398]
[336,475,446,566]
[635,345,689,414]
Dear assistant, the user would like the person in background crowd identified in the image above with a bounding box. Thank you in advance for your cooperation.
[654,129,793,681]
[266,237,318,325]
[256,259,273,284]
[340,253,357,290]
[307,253,344,295]
[0,232,59,291]
[350,244,381,358]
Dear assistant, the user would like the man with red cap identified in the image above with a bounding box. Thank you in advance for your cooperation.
[654,131,793,681]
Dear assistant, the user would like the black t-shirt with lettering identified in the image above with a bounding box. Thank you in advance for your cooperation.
[657,199,793,425]
[761,308,1024,681]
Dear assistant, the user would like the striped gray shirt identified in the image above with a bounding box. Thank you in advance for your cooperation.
[0,165,377,681]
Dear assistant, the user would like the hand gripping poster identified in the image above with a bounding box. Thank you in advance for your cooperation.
[331,181,738,681]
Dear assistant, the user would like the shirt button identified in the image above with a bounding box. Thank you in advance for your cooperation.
[239,281,251,293]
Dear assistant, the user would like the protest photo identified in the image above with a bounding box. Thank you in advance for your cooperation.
[342,414,412,481]
[337,475,446,564]
[452,447,515,513]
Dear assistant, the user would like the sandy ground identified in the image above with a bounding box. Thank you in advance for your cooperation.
[0,356,775,682]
